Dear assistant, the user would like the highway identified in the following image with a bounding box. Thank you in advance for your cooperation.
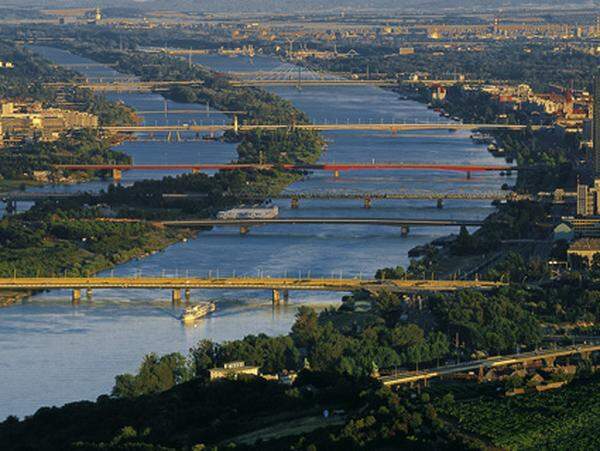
[380,344,600,386]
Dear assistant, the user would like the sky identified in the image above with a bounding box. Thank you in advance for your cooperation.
[4,0,598,13]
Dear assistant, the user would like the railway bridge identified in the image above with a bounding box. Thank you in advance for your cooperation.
[157,217,485,236]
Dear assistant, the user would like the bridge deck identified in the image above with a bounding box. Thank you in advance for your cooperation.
[0,277,503,292]
[158,217,485,228]
[101,123,534,133]
[380,344,600,386]
[54,163,517,173]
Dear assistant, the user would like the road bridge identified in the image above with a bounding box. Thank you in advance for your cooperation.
[136,109,246,115]
[380,344,600,387]
[0,190,527,215]
[158,217,484,236]
[229,79,490,88]
[101,123,535,135]
[0,276,504,304]
[54,163,517,182]
[163,191,528,209]
[45,80,205,92]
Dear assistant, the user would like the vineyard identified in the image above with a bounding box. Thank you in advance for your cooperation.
[441,376,600,450]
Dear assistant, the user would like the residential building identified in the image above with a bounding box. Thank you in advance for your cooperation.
[567,238,600,263]
[208,361,260,381]
[0,101,98,143]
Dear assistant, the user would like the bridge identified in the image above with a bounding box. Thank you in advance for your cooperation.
[222,65,493,88]
[379,344,600,387]
[45,80,205,92]
[228,79,490,88]
[136,109,247,115]
[0,190,524,215]
[157,217,485,236]
[101,122,534,135]
[54,163,517,182]
[163,191,528,209]
[0,276,504,304]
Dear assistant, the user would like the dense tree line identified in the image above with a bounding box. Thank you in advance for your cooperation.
[0,208,187,278]
[312,41,598,91]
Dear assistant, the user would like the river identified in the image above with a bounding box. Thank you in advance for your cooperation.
[0,48,514,419]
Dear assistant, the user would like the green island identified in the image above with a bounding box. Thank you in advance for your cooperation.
[0,34,323,302]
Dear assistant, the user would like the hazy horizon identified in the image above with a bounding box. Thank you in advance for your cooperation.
[3,0,599,14]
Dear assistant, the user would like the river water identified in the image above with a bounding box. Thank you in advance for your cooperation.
[0,48,513,419]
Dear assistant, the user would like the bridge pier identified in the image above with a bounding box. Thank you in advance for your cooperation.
[185,288,191,303]
[272,289,282,305]
[86,288,93,301]
[172,289,182,304]
[240,226,250,235]
[71,289,82,304]
[283,289,289,303]
[291,197,299,209]
[363,197,372,209]
[436,199,444,209]
[466,171,472,180]
[401,225,410,237]
[112,168,122,183]
[544,356,556,368]
[477,365,485,383]
[333,170,340,179]
[233,114,239,134]
[4,199,16,215]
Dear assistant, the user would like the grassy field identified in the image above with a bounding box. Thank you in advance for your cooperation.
[441,376,600,450]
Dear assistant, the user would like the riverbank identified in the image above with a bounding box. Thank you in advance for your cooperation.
[0,44,324,306]
[381,82,566,279]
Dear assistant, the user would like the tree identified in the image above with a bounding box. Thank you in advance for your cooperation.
[375,266,405,280]
[112,352,192,398]
[389,324,425,350]
[291,306,320,348]
[452,226,478,256]
[189,339,217,376]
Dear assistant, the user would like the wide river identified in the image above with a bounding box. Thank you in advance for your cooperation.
[0,48,513,418]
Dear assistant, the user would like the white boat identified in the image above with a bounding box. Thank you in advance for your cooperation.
[180,302,216,323]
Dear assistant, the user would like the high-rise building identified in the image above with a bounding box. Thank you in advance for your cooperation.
[577,179,600,217]
[594,74,600,176]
